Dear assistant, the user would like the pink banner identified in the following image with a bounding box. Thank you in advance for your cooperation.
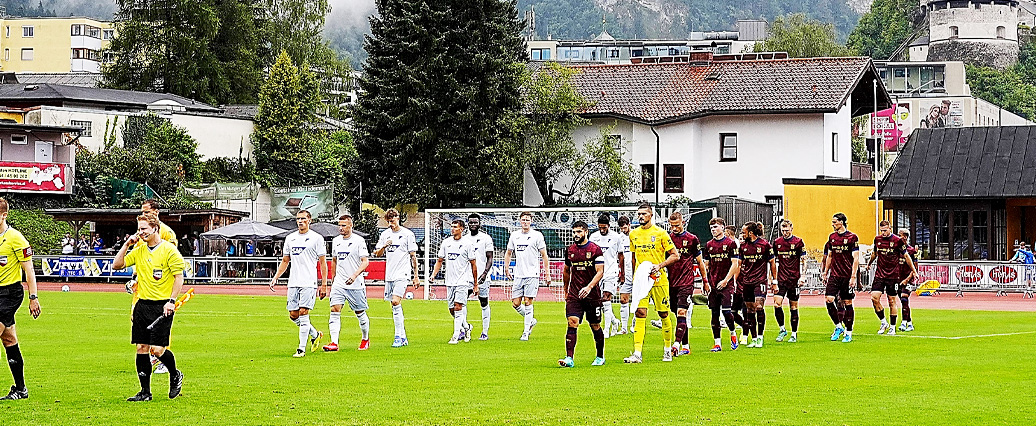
[0,161,68,193]
[870,104,911,152]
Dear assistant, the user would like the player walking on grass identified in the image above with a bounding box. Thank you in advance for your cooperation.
[704,217,739,352]
[0,198,40,400]
[134,199,177,374]
[324,214,370,352]
[559,221,606,367]
[666,211,708,356]
[374,209,419,348]
[503,211,550,341]
[772,220,805,343]
[467,214,495,340]
[866,221,916,336]
[898,229,918,332]
[270,210,327,358]
[824,213,861,343]
[589,214,624,337]
[725,225,749,344]
[733,222,775,348]
[617,216,633,334]
[429,220,479,344]
[113,213,186,401]
[624,203,680,364]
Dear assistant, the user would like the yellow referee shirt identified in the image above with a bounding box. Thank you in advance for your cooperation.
[124,240,185,301]
[0,227,32,287]
[629,224,675,287]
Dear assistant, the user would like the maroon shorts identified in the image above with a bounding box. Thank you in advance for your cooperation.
[708,285,734,310]
[742,281,766,301]
[871,278,898,296]
[825,276,855,300]
[776,281,800,301]
[565,298,603,324]
[671,285,695,310]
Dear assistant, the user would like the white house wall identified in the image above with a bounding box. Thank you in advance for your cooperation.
[823,99,853,177]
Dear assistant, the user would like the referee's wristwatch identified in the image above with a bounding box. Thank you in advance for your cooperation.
[28,294,38,301]
[167,298,176,304]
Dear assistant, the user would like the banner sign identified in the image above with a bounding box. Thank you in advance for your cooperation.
[915,263,949,284]
[869,104,911,152]
[270,184,335,221]
[184,182,259,201]
[948,263,1032,289]
[0,161,69,193]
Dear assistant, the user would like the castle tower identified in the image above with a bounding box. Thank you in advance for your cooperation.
[926,0,1019,68]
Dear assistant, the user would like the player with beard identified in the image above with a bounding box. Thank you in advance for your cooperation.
[623,203,680,364]
[665,211,708,356]
[589,214,624,337]
[824,213,861,343]
[466,214,495,340]
[558,221,606,367]
[771,220,806,343]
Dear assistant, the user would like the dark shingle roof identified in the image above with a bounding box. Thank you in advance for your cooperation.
[555,57,888,125]
[0,83,219,112]
[880,126,1036,199]
[13,73,102,87]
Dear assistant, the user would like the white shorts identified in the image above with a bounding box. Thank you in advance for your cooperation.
[511,277,540,299]
[446,286,472,306]
[600,277,619,295]
[385,280,409,301]
[287,287,317,311]
[330,286,368,312]
[619,280,633,295]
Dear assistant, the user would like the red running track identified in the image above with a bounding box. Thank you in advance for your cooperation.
[35,282,1036,312]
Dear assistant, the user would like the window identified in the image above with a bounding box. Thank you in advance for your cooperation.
[530,48,551,60]
[4,26,8,38]
[831,133,839,162]
[20,48,32,61]
[640,164,655,193]
[949,26,959,39]
[103,29,114,40]
[22,26,33,38]
[70,120,92,137]
[663,164,684,193]
[3,49,7,61]
[720,133,737,161]
[71,24,82,36]
[10,135,27,145]
[997,26,1006,39]
[87,26,100,39]
[608,48,619,58]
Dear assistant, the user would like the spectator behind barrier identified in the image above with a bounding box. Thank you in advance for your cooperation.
[1011,242,1035,264]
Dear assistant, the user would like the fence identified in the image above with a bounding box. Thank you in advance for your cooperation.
[912,260,1035,298]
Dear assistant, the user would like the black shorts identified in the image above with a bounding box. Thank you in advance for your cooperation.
[565,298,603,324]
[825,276,855,300]
[871,278,898,296]
[742,282,766,301]
[708,285,734,310]
[776,282,800,302]
[672,286,694,310]
[132,299,174,347]
[0,284,23,327]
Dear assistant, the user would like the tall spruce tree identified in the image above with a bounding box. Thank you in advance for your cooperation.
[252,51,322,186]
[352,0,527,208]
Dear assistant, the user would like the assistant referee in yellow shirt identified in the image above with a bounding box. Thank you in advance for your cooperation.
[0,198,40,401]
[114,213,186,401]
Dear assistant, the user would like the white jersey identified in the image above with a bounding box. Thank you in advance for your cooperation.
[284,230,327,288]
[377,226,418,282]
[468,231,495,278]
[621,233,632,283]
[589,230,622,281]
[331,234,369,289]
[437,236,476,287]
[506,229,546,279]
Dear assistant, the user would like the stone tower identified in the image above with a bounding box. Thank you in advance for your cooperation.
[926,0,1019,68]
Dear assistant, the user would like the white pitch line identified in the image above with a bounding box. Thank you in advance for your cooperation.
[885,330,1036,340]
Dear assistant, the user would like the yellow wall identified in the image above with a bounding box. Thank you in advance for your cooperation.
[0,17,113,73]
[0,111,23,123]
[783,183,884,252]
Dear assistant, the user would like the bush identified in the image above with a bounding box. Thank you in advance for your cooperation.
[7,209,80,255]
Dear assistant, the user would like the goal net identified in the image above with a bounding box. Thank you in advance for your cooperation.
[423,206,716,301]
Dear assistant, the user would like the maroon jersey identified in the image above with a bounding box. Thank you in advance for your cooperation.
[565,242,604,300]
[705,237,738,286]
[668,231,702,287]
[825,231,860,279]
[772,235,805,283]
[873,234,907,280]
[899,244,918,281]
[738,237,772,285]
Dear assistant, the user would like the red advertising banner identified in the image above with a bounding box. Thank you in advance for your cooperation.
[0,162,68,193]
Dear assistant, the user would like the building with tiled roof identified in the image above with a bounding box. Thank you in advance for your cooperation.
[522,53,893,207]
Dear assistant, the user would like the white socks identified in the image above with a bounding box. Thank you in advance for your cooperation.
[524,304,535,332]
[482,304,491,335]
[620,302,630,331]
[513,304,525,317]
[297,314,312,351]
[685,303,693,328]
[461,305,470,331]
[603,301,616,325]
[329,311,342,344]
[357,312,370,340]
[453,308,465,339]
[392,304,406,338]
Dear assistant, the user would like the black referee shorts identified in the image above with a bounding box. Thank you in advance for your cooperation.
[132,299,174,347]
[0,284,23,327]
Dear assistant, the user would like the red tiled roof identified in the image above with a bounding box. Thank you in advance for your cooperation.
[562,57,877,124]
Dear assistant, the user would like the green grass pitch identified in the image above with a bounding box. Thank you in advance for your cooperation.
[1,291,1035,425]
